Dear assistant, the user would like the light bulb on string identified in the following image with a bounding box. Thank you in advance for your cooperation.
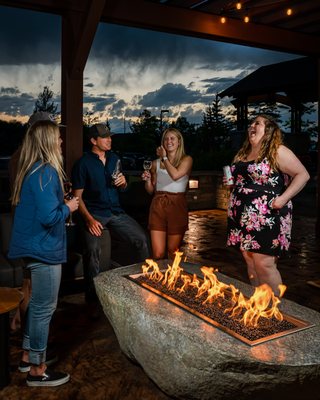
[244,15,250,23]
[220,16,227,23]
[236,2,242,10]
[286,8,292,16]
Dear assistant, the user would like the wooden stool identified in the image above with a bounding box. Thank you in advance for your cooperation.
[0,287,23,388]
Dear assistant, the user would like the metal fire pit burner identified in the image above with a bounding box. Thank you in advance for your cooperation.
[126,273,315,346]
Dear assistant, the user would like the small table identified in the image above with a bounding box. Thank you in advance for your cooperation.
[0,287,23,388]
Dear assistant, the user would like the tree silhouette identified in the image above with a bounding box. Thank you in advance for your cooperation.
[123,110,158,153]
[198,95,231,150]
[83,111,99,126]
[34,86,58,114]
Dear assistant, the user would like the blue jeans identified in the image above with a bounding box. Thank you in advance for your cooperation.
[81,212,151,301]
[22,262,61,365]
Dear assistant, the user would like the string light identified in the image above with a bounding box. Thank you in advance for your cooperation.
[220,2,293,25]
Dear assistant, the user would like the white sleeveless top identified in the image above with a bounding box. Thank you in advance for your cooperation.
[156,159,189,193]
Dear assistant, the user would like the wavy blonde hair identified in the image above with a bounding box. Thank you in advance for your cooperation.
[161,128,187,168]
[233,114,283,170]
[11,120,66,205]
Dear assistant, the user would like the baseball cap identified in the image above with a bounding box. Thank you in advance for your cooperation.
[89,123,112,139]
[28,111,65,127]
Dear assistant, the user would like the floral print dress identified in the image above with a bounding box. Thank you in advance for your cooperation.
[227,158,292,257]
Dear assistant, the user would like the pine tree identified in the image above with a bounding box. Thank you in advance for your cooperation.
[199,95,231,150]
[34,86,58,114]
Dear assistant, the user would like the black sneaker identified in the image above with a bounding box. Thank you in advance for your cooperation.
[18,353,58,372]
[26,369,70,387]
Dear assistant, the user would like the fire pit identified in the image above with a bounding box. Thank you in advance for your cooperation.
[94,259,320,400]
[126,252,313,346]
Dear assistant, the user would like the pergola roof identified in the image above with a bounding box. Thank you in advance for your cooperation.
[0,0,319,170]
[219,56,317,104]
[1,0,320,56]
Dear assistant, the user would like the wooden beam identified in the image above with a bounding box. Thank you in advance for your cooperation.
[61,0,106,175]
[61,15,84,176]
[101,0,320,56]
[68,0,106,79]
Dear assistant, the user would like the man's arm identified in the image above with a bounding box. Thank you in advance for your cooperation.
[73,188,104,236]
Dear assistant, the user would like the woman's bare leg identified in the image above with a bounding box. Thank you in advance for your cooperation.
[150,230,167,259]
[167,234,184,261]
[251,252,282,296]
[241,250,260,287]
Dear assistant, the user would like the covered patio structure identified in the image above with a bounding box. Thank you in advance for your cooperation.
[219,56,318,134]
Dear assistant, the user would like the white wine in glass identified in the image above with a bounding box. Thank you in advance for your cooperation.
[143,160,152,171]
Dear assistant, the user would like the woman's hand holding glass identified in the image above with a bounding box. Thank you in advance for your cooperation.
[142,159,152,181]
[66,196,79,213]
[64,180,79,226]
[142,170,151,181]
[222,175,234,187]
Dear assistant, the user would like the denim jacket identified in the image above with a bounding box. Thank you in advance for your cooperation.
[8,162,70,264]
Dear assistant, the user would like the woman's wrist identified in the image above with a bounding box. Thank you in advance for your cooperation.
[162,156,168,162]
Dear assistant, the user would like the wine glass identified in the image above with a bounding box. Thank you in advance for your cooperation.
[64,180,76,226]
[143,160,152,171]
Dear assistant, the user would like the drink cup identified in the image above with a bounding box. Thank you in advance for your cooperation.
[223,165,234,185]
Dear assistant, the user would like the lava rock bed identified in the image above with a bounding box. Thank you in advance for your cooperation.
[135,275,296,342]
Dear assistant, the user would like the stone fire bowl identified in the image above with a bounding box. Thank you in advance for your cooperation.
[94,260,320,400]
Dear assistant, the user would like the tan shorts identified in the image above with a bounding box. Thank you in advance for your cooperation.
[148,191,188,235]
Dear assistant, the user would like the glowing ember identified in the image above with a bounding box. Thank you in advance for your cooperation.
[142,251,286,328]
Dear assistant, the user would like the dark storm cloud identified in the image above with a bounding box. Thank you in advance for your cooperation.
[83,94,117,104]
[0,87,20,95]
[138,83,208,108]
[110,99,128,116]
[180,106,204,124]
[0,6,60,65]
[0,5,299,70]
[202,76,241,95]
[82,93,118,113]
[0,87,35,115]
[92,24,299,73]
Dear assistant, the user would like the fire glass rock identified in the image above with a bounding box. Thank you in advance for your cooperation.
[136,275,296,342]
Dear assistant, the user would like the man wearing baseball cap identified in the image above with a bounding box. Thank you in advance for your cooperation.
[72,123,151,311]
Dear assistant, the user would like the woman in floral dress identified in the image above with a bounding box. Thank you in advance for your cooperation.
[226,114,310,295]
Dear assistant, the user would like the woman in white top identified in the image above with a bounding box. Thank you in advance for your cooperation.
[142,128,193,260]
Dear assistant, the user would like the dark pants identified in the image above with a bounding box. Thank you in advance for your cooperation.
[81,212,151,302]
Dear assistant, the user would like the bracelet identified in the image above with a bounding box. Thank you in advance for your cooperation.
[162,156,168,162]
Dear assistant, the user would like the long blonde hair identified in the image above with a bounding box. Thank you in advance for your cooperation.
[12,120,66,205]
[233,114,283,170]
[161,128,186,167]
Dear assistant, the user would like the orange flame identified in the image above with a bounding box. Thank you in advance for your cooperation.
[141,252,286,327]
